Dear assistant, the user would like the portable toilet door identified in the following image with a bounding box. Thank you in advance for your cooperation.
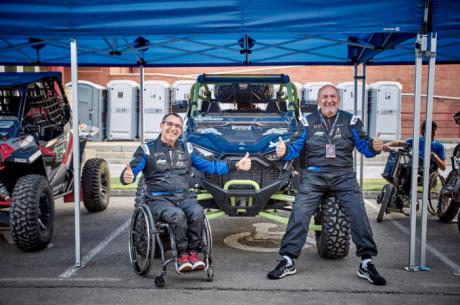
[143,81,170,140]
[107,80,139,140]
[368,81,402,140]
[303,82,334,114]
[172,80,195,120]
[337,82,368,119]
[65,80,106,141]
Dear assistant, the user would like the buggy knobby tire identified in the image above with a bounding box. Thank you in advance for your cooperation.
[314,196,350,259]
[437,171,460,223]
[10,174,55,251]
[82,158,110,212]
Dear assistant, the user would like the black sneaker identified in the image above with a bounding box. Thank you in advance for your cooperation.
[267,259,296,280]
[357,262,387,286]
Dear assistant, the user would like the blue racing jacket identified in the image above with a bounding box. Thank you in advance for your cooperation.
[121,137,236,195]
[284,110,378,173]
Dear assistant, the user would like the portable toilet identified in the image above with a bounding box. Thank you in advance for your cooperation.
[65,80,107,141]
[368,81,402,140]
[106,80,139,140]
[337,82,368,119]
[303,82,334,114]
[142,81,170,140]
[172,80,195,120]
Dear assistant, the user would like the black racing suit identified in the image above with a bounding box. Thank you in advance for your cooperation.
[279,109,379,259]
[121,137,236,254]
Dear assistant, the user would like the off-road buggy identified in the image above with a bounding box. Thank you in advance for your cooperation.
[167,74,350,259]
[0,72,110,251]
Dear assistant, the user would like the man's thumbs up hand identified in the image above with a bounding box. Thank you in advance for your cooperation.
[276,136,286,158]
[123,163,135,184]
[236,152,251,171]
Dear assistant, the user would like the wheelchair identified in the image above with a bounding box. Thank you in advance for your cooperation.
[128,202,214,287]
[377,147,445,222]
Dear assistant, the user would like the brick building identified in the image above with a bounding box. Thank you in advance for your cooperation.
[57,65,460,141]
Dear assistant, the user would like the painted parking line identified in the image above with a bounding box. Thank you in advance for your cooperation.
[365,199,460,274]
[59,218,131,278]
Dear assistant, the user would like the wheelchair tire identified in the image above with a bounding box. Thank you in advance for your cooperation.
[437,171,460,223]
[154,275,166,288]
[129,205,155,275]
[377,184,395,223]
[428,172,445,216]
[134,175,146,207]
[314,196,350,259]
[202,215,213,257]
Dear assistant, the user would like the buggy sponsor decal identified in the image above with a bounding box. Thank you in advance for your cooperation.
[314,131,325,137]
[0,121,14,129]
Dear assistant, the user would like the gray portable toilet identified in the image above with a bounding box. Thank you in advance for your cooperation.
[337,82,368,118]
[65,80,107,141]
[302,82,334,114]
[107,80,139,140]
[368,81,402,140]
[143,81,170,140]
[172,80,194,120]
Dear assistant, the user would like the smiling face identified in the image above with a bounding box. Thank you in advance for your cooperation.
[317,85,340,118]
[160,114,183,147]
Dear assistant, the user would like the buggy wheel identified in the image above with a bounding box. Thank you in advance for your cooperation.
[128,205,155,275]
[314,196,350,259]
[428,172,445,216]
[377,184,395,223]
[134,175,146,207]
[10,175,54,251]
[437,171,460,222]
[82,158,110,212]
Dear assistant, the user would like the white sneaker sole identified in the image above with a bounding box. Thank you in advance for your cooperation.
[357,270,373,283]
[278,268,297,279]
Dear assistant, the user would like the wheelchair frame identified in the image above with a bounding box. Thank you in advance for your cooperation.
[128,204,214,287]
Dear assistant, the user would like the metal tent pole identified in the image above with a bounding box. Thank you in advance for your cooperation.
[353,64,358,173]
[359,64,367,189]
[139,64,144,143]
[70,38,81,267]
[420,32,437,270]
[406,34,425,271]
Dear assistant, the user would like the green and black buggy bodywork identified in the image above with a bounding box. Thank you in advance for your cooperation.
[0,72,110,252]
[160,73,350,259]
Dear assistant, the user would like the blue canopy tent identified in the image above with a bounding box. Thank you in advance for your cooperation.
[0,0,459,273]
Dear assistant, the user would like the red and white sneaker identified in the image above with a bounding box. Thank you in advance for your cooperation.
[189,251,205,271]
[176,253,192,273]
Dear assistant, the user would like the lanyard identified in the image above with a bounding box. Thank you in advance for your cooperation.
[319,112,340,143]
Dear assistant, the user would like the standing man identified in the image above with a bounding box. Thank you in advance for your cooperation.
[121,113,251,273]
[267,85,386,286]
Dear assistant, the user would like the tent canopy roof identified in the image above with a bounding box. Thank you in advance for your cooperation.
[0,0,459,67]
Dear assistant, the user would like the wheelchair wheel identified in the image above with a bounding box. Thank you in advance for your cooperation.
[428,172,445,216]
[129,205,155,275]
[437,171,460,222]
[377,184,395,223]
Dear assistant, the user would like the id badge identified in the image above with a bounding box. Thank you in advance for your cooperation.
[325,144,336,158]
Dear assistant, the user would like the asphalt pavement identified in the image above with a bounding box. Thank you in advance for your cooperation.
[0,196,459,305]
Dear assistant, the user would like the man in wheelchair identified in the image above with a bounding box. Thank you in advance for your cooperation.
[121,113,251,273]
[384,120,446,172]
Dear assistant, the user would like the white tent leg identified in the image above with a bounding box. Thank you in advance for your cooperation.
[420,33,437,270]
[406,34,425,271]
[71,38,81,267]
[139,64,144,143]
[359,64,367,189]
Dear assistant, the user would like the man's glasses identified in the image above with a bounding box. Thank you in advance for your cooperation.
[320,94,338,100]
[163,121,183,129]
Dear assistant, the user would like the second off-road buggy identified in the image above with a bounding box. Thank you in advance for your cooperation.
[0,72,110,252]
[162,73,349,259]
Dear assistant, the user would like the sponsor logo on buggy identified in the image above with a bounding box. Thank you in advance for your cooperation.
[198,117,224,121]
[231,125,252,131]
[0,121,14,128]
